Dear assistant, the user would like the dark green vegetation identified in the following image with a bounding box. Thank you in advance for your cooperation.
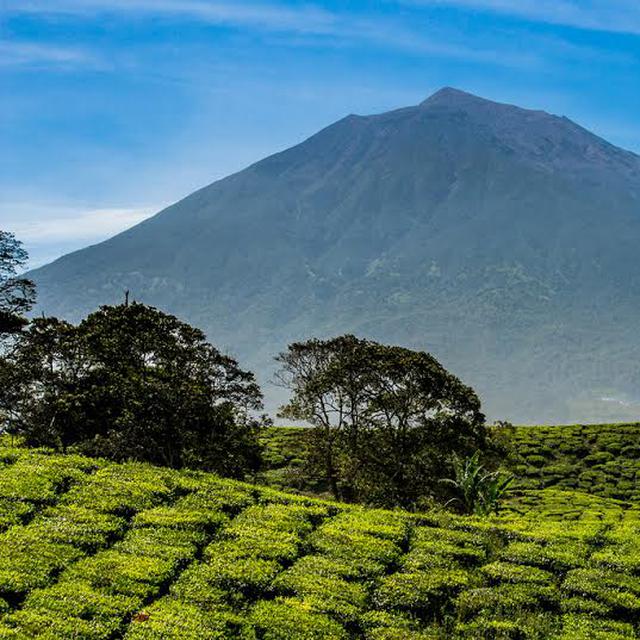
[1,275,496,510]
[1,441,640,639]
[0,231,35,337]
[258,423,640,505]
[275,335,487,506]
[510,424,640,503]
[0,303,263,477]
[27,88,640,423]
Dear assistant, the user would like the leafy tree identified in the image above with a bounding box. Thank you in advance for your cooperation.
[0,231,36,336]
[275,335,487,507]
[3,303,265,477]
[442,451,514,516]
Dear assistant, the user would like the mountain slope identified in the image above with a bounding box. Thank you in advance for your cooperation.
[29,88,640,422]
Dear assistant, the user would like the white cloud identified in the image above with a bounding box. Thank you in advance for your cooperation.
[0,40,97,68]
[404,0,640,35]
[2,0,539,69]
[4,0,338,34]
[0,203,160,268]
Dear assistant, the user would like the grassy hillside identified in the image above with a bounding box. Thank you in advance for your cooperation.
[510,424,640,502]
[0,442,639,639]
[257,423,640,502]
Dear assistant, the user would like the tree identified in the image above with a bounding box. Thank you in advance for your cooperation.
[3,303,265,477]
[0,231,36,336]
[275,335,487,507]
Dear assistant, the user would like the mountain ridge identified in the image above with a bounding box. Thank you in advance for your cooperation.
[28,88,640,422]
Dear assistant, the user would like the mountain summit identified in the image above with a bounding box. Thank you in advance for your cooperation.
[29,89,640,422]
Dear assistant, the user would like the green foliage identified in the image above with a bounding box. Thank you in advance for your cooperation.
[0,438,639,639]
[2,302,265,478]
[0,230,36,337]
[480,561,555,585]
[374,568,472,611]
[443,451,514,516]
[124,599,251,640]
[275,334,487,508]
[251,598,348,640]
[509,423,640,502]
[273,562,368,623]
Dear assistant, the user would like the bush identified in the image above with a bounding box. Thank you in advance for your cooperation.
[480,562,554,585]
[308,512,403,578]
[456,613,559,639]
[0,499,34,532]
[61,551,178,599]
[374,568,471,612]
[124,599,251,640]
[0,530,83,598]
[63,463,179,515]
[561,568,640,617]
[498,541,587,573]
[198,549,281,597]
[557,614,635,639]
[273,563,367,623]
[251,598,348,640]
[456,584,559,620]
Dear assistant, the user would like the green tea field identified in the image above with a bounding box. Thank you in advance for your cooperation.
[0,431,639,639]
[510,424,640,502]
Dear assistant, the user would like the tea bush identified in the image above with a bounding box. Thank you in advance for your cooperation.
[1,435,639,639]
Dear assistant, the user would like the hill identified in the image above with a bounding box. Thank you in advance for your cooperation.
[27,87,640,423]
[1,439,640,639]
[257,423,640,502]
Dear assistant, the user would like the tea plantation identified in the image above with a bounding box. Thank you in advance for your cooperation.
[258,423,640,502]
[510,424,640,502]
[0,433,639,639]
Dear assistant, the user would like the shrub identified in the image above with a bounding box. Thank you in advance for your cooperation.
[167,562,229,610]
[308,513,403,577]
[0,499,33,532]
[374,568,471,612]
[63,463,178,515]
[35,505,126,551]
[124,599,251,640]
[2,608,125,640]
[198,549,281,597]
[561,568,640,617]
[359,610,435,638]
[456,613,560,639]
[0,453,95,503]
[498,541,587,573]
[132,505,227,533]
[480,562,554,585]
[251,598,348,640]
[61,551,178,599]
[113,527,205,563]
[557,614,635,639]
[456,584,559,620]
[0,531,83,598]
[273,563,368,623]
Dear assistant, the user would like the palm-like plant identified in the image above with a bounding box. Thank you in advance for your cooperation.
[442,451,513,516]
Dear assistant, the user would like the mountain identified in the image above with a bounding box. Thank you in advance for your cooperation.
[28,88,640,423]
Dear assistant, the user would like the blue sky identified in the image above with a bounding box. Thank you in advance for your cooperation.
[1,0,639,268]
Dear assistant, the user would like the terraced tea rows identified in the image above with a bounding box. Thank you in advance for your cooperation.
[0,445,639,639]
[511,423,640,501]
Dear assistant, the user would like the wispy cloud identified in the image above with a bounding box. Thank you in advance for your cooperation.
[4,0,338,34]
[404,1,640,36]
[0,40,97,69]
[3,0,539,69]
[1,203,160,267]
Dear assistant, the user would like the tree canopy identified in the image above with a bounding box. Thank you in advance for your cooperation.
[2,302,265,478]
[0,230,36,336]
[276,334,487,507]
